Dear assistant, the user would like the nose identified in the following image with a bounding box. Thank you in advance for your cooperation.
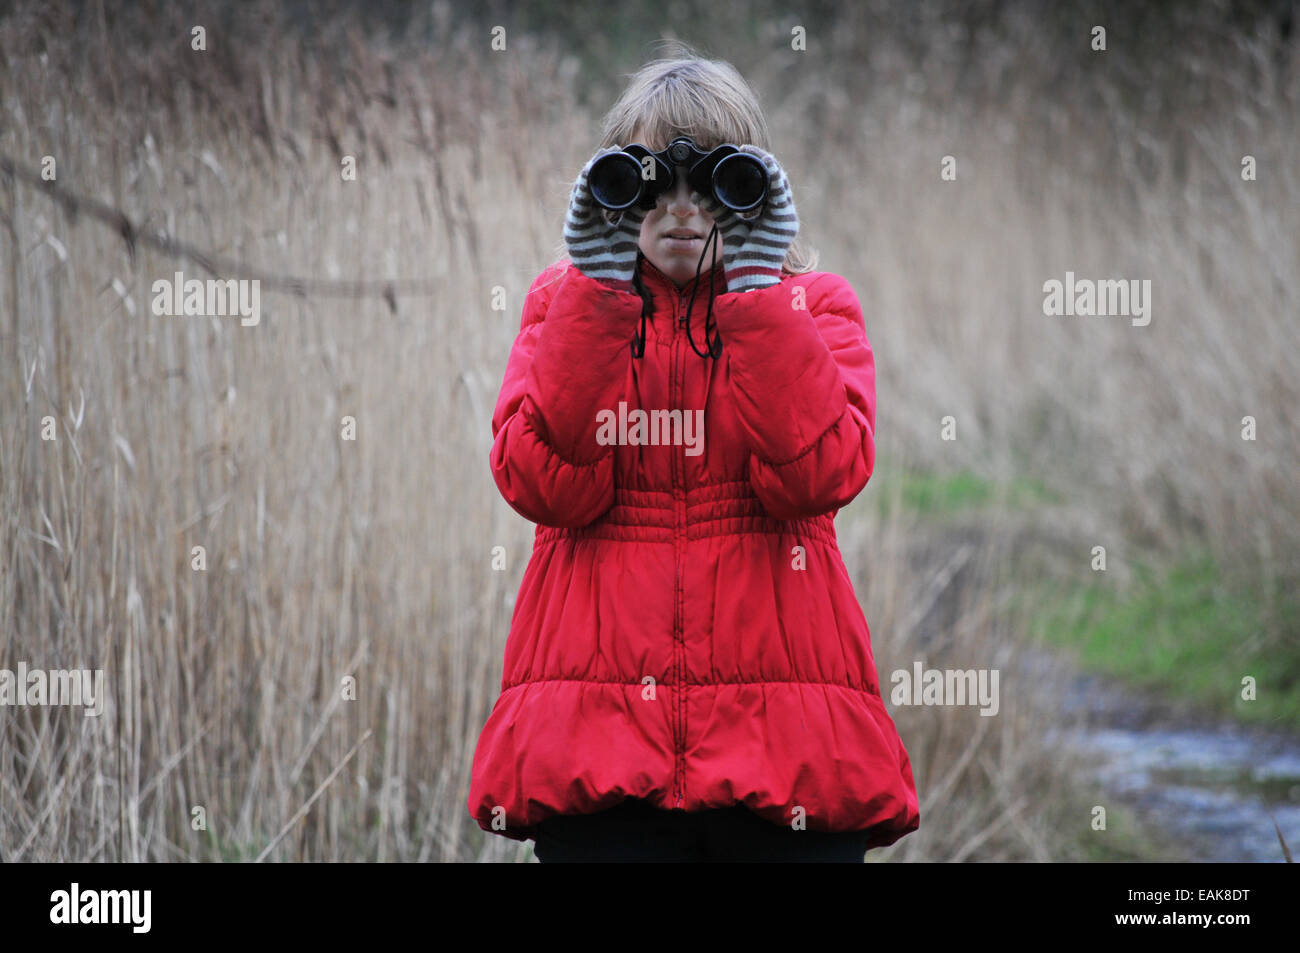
[663,174,698,217]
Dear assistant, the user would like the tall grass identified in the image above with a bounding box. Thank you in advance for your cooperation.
[0,0,1294,861]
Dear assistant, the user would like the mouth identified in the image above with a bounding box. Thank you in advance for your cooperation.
[662,229,703,246]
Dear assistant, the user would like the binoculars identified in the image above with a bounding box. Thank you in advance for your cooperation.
[588,136,768,214]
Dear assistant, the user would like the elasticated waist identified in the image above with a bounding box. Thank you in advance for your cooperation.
[535,480,838,545]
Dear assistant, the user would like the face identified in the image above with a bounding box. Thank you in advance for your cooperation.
[634,142,720,288]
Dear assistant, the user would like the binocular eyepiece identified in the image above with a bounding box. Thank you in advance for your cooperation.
[588,136,768,214]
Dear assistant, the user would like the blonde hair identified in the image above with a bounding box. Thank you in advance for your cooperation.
[546,41,818,278]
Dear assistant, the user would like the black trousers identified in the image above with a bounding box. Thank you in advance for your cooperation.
[533,798,872,863]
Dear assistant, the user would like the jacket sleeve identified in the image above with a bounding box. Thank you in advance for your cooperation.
[488,263,644,528]
[708,272,876,520]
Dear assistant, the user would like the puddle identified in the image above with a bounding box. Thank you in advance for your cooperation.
[1082,724,1300,862]
[1026,648,1300,862]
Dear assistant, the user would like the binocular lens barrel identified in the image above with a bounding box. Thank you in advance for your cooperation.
[588,153,644,210]
[712,154,767,213]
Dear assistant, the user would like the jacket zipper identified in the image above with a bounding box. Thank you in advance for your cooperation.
[670,289,687,809]
[646,260,714,809]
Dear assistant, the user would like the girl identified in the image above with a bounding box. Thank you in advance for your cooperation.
[467,48,920,862]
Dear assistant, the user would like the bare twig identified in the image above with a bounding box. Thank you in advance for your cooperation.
[254,730,373,863]
[0,152,438,305]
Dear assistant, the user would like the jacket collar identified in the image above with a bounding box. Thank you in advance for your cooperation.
[637,252,729,302]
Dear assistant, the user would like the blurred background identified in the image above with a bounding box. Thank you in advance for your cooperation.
[1,0,1297,862]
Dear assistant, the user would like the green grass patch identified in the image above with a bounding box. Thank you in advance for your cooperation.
[1022,547,1300,730]
[1066,795,1196,863]
[873,465,1061,517]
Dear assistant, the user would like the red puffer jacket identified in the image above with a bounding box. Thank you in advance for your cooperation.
[467,254,920,849]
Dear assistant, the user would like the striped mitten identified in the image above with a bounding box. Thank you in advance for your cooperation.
[563,147,648,291]
[695,144,799,293]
